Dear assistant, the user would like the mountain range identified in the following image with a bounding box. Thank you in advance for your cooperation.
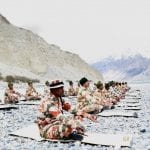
[92,54,150,82]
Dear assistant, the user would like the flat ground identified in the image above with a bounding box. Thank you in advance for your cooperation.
[0,83,149,150]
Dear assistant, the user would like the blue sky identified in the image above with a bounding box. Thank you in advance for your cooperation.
[1,0,150,63]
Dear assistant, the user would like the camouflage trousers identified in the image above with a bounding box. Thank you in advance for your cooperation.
[39,116,85,140]
[78,103,103,114]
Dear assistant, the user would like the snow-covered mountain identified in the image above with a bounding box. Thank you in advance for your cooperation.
[92,54,150,82]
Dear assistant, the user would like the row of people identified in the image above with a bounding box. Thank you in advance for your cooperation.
[2,77,130,140]
[3,79,129,106]
[36,78,130,140]
[76,78,129,114]
[4,81,40,104]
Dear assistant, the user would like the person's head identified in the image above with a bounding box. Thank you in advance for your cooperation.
[115,82,119,86]
[109,81,115,87]
[8,82,13,89]
[122,82,125,85]
[76,81,80,87]
[69,81,73,86]
[77,82,80,87]
[79,77,89,88]
[50,80,64,97]
[105,83,110,91]
[95,81,103,90]
[45,81,49,86]
[28,81,33,86]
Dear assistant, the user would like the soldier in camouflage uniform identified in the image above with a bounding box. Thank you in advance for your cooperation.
[37,80,97,140]
[67,81,76,96]
[26,81,40,100]
[4,82,21,104]
[77,77,103,113]
[93,81,114,109]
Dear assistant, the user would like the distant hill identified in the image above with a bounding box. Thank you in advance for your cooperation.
[92,54,150,82]
[0,14,103,82]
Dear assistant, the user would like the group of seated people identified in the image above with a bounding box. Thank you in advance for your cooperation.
[36,77,130,140]
[4,81,40,104]
[3,77,130,140]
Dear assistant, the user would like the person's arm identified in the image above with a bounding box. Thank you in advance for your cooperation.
[39,99,64,122]
[62,102,71,111]
[26,88,31,95]
[82,112,98,122]
[4,89,9,96]
[33,87,38,94]
[70,108,98,122]
[14,90,21,96]
[60,98,98,122]
[77,91,88,102]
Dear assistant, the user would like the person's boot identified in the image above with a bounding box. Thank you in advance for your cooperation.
[111,105,115,109]
[69,131,83,141]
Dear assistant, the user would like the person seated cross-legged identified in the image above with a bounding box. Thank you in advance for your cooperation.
[4,82,21,104]
[37,80,97,140]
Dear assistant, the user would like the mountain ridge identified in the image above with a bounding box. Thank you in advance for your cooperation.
[0,14,103,82]
[92,54,150,82]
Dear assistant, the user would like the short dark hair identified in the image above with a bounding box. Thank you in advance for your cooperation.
[94,81,103,89]
[105,83,110,90]
[45,81,49,86]
[69,81,73,85]
[28,81,32,85]
[79,77,88,86]
[8,82,13,87]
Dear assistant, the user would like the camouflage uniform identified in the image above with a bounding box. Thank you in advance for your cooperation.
[43,85,51,97]
[94,89,113,108]
[77,87,103,113]
[37,95,85,140]
[26,85,40,100]
[4,88,20,104]
[68,86,76,96]
[109,86,120,97]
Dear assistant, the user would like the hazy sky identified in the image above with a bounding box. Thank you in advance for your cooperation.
[1,0,150,63]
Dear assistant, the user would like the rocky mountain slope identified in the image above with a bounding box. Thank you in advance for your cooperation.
[0,14,103,82]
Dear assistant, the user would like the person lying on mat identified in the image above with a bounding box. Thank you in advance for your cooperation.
[37,79,97,140]
[26,81,40,100]
[77,77,103,114]
[4,82,21,104]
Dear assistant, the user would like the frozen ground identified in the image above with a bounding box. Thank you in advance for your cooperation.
[0,83,150,150]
